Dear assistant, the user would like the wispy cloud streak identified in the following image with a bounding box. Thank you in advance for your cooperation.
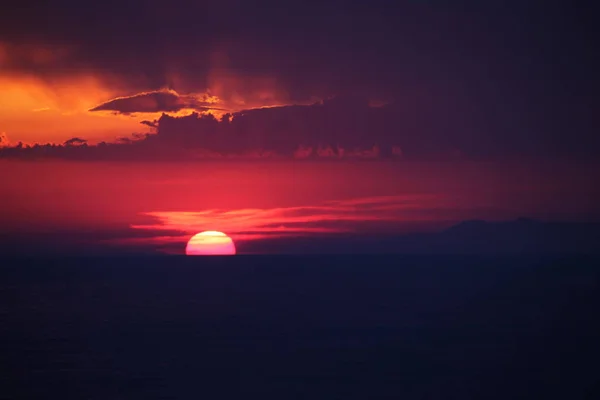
[129,194,461,251]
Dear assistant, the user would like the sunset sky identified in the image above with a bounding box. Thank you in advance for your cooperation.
[1,0,598,254]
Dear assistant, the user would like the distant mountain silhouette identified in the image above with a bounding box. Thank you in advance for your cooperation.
[241,218,600,255]
[427,218,600,254]
[2,218,599,256]
[443,218,544,240]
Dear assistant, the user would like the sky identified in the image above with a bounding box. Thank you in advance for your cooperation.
[2,159,598,254]
[1,0,598,254]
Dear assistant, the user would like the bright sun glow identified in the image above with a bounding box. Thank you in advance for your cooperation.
[185,231,236,255]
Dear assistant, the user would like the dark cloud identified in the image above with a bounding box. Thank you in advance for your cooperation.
[1,1,598,160]
[140,120,158,129]
[89,90,219,114]
[63,137,87,146]
[1,1,596,106]
[2,93,599,161]
[151,96,410,155]
[0,96,416,160]
[0,41,68,68]
[0,132,9,147]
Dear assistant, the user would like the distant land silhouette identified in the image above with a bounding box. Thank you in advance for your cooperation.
[1,218,599,256]
[237,218,600,255]
[429,218,600,254]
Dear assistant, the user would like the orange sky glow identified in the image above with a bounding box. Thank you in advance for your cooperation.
[0,73,151,144]
[0,74,297,145]
[0,43,305,145]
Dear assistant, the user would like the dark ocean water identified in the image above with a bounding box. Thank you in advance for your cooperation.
[1,255,598,399]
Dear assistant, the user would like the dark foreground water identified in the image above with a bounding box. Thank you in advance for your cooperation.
[1,255,598,399]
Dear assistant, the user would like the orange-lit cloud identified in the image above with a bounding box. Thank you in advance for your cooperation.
[89,89,223,115]
[88,73,317,120]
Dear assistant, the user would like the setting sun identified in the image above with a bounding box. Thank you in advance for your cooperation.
[185,231,236,255]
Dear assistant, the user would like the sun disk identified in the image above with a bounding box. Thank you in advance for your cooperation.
[185,231,236,255]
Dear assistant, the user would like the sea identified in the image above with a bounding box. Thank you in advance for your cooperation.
[1,255,598,399]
